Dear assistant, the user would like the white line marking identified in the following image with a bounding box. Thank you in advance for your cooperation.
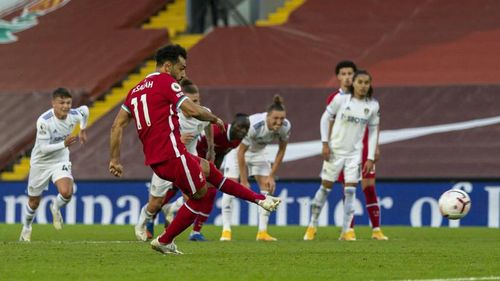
[6,240,143,244]
[391,276,500,281]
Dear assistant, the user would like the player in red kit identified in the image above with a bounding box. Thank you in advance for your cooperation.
[197,113,250,168]
[303,60,388,241]
[147,113,250,241]
[109,44,281,254]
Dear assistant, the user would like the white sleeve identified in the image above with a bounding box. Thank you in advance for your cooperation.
[320,110,332,142]
[320,96,341,142]
[36,119,65,154]
[367,103,380,160]
[77,105,89,129]
[38,138,66,154]
[368,102,380,127]
[35,118,50,141]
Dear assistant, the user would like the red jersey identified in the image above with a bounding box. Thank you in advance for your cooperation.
[326,89,369,162]
[122,72,187,165]
[197,123,241,158]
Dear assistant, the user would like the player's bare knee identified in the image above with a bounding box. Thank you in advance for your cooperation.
[148,197,163,212]
[28,197,41,209]
[59,191,73,200]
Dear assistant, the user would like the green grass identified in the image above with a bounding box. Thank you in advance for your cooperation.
[1,224,499,281]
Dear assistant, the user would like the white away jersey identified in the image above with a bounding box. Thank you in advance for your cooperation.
[30,106,89,166]
[179,107,211,155]
[326,94,379,157]
[242,112,291,152]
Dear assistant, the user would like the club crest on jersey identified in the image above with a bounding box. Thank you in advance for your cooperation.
[39,123,47,135]
[171,82,182,92]
[364,108,370,115]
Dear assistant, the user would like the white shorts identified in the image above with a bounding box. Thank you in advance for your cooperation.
[149,173,174,197]
[223,149,271,179]
[320,154,361,183]
[27,162,73,197]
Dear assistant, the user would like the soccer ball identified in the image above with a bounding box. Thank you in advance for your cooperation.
[438,189,471,220]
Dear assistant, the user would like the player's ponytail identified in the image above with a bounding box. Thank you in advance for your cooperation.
[267,95,285,113]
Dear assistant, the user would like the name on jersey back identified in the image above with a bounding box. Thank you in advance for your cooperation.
[132,81,154,94]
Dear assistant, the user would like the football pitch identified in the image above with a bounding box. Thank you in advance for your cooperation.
[1,225,499,281]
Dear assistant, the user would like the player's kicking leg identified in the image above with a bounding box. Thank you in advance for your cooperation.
[203,159,281,215]
[151,155,280,254]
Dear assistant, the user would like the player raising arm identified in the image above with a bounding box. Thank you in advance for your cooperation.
[19,88,89,242]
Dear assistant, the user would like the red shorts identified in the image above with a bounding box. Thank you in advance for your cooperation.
[337,163,376,183]
[151,153,206,197]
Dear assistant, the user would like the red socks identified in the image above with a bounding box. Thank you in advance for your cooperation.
[191,187,217,232]
[193,215,208,232]
[158,187,217,244]
[158,204,196,244]
[363,185,380,228]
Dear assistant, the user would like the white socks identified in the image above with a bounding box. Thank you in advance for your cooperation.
[54,193,70,210]
[138,205,154,227]
[258,191,270,232]
[342,187,356,232]
[23,204,36,228]
[221,193,234,231]
[309,185,331,227]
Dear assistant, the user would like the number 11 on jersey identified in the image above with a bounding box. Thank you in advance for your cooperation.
[131,94,151,130]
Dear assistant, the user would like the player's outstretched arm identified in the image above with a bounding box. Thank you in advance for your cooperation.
[180,98,225,131]
[109,109,131,177]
